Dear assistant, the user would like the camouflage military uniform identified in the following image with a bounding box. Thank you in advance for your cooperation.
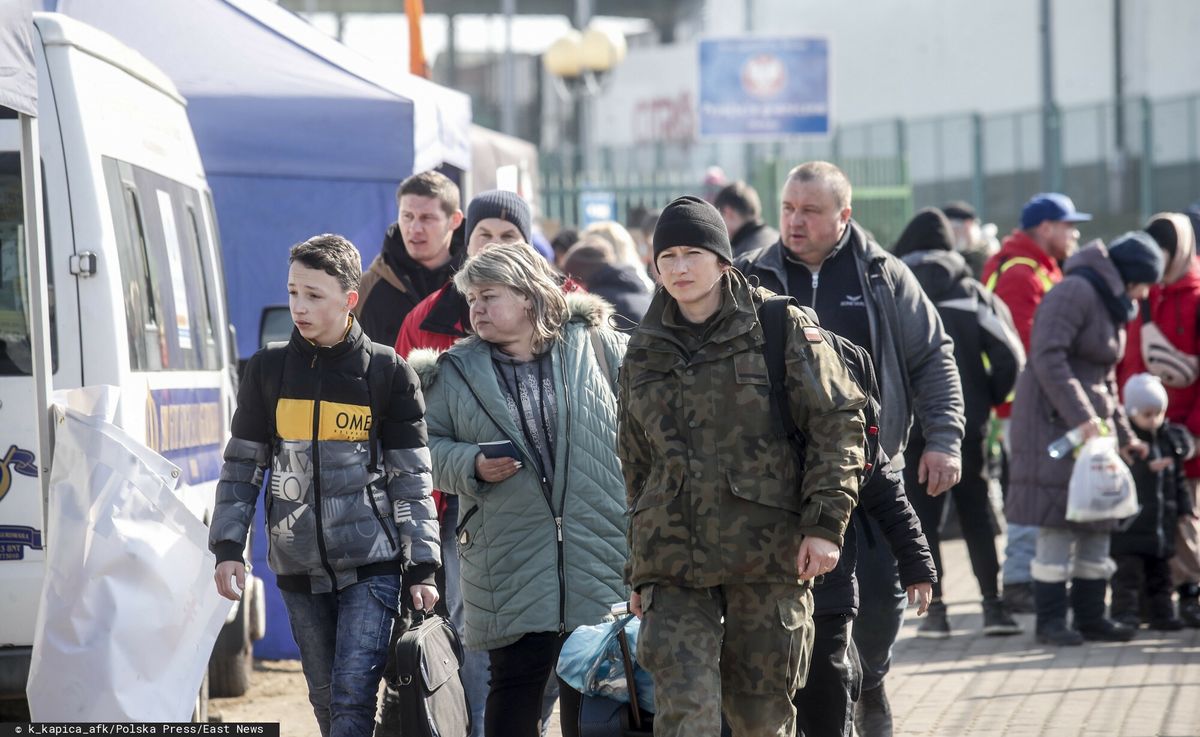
[617,271,866,737]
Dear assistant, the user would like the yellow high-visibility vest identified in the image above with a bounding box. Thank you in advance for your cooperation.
[984,256,1056,293]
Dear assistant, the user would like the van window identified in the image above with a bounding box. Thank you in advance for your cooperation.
[103,179,164,372]
[103,157,223,372]
[0,152,57,376]
[185,206,219,367]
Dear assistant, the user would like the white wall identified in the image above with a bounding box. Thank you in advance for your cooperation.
[587,0,1200,148]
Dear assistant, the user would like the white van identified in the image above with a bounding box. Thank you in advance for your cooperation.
[0,13,261,717]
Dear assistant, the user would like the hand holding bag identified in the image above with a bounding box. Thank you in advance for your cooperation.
[1066,436,1140,522]
[390,611,471,737]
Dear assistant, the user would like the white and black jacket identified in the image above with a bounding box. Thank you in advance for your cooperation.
[209,317,440,594]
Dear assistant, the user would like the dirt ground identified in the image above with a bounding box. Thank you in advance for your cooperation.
[210,660,321,737]
[211,660,566,737]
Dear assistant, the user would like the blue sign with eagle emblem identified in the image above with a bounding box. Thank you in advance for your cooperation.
[698,36,830,138]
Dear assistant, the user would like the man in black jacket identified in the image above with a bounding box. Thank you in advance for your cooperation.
[737,162,964,737]
[715,180,780,258]
[794,448,936,737]
[354,171,464,344]
[893,208,1026,640]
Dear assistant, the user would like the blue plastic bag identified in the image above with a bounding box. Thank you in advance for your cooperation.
[557,615,656,713]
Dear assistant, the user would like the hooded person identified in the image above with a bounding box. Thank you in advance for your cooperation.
[1117,213,1200,628]
[1008,233,1163,646]
[894,208,1026,638]
[562,237,652,326]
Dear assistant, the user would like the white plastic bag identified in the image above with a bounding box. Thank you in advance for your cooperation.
[27,386,232,721]
[1065,435,1140,522]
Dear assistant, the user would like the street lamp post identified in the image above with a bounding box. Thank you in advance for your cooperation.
[542,25,627,175]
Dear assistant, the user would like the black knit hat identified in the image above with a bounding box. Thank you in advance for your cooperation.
[465,190,532,245]
[1108,231,1165,285]
[892,208,955,258]
[653,195,733,264]
[942,200,977,221]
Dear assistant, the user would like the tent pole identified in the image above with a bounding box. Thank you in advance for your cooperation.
[20,112,53,530]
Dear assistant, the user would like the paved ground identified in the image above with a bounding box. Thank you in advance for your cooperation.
[212,538,1200,736]
[881,540,1200,737]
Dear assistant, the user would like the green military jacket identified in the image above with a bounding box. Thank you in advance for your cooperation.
[617,271,866,590]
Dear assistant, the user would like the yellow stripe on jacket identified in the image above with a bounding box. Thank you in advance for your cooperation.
[276,399,373,441]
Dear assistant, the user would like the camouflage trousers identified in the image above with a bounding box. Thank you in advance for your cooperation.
[637,581,813,737]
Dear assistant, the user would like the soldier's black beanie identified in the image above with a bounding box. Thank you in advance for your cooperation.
[653,195,733,264]
[465,190,532,244]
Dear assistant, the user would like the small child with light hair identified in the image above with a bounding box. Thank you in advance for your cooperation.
[1111,373,1196,630]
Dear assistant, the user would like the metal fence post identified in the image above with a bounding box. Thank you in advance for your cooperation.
[1190,94,1199,200]
[1045,103,1063,192]
[1139,96,1153,221]
[971,112,986,220]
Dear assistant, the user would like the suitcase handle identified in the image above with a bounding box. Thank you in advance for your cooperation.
[610,603,643,731]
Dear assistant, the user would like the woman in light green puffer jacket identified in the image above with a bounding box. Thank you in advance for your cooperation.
[408,242,628,737]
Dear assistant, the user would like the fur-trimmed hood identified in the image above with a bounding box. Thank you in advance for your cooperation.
[407,347,443,390]
[564,289,616,328]
[406,290,617,391]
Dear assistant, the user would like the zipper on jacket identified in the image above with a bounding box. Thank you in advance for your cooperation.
[554,350,573,635]
[1152,444,1161,554]
[810,270,820,307]
[309,354,339,587]
[450,355,568,633]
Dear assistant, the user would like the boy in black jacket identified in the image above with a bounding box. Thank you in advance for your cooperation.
[210,234,440,737]
[1112,373,1196,630]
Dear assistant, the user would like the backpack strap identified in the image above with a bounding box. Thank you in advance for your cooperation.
[258,342,290,455]
[760,296,806,467]
[587,326,616,394]
[365,342,396,476]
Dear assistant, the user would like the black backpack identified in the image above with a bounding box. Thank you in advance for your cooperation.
[389,611,472,737]
[758,296,882,485]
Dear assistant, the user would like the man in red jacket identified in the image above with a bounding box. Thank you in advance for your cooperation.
[982,192,1091,613]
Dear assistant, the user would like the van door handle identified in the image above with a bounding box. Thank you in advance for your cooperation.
[69,252,97,277]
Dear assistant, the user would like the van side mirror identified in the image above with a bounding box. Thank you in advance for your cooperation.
[259,305,291,348]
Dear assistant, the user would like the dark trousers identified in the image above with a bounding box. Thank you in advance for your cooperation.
[1112,553,1175,620]
[794,613,858,737]
[905,434,1000,600]
[486,632,580,737]
[851,512,906,692]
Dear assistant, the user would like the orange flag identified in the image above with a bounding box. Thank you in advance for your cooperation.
[405,0,429,78]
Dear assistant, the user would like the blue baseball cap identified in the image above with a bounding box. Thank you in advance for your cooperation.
[1020,193,1092,230]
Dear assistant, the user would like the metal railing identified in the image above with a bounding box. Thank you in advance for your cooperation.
[542,92,1200,245]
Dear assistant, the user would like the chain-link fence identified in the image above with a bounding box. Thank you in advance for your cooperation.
[542,93,1200,247]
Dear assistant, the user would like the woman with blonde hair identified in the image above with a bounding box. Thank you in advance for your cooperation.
[409,241,629,737]
[585,220,656,290]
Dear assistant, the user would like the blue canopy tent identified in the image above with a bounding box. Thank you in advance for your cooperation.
[47,0,471,660]
[49,0,471,360]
